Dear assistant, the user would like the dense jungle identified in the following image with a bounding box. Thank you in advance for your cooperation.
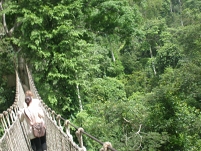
[0,0,201,150]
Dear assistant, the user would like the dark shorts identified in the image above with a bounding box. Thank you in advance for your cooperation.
[31,132,47,151]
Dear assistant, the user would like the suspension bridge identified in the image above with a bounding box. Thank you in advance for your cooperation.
[0,65,117,151]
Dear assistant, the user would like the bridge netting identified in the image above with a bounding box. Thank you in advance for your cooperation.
[0,65,116,151]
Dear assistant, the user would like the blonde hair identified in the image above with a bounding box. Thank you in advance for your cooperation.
[25,90,33,97]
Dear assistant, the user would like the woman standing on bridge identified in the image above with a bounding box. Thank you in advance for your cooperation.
[18,90,47,151]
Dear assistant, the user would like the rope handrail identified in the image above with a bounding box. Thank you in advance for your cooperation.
[26,65,117,151]
[44,108,117,151]
[63,117,117,151]
[0,70,32,151]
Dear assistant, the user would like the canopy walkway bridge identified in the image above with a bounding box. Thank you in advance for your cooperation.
[0,65,116,151]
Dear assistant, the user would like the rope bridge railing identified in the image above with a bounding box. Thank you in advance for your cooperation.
[26,65,117,151]
[0,71,32,151]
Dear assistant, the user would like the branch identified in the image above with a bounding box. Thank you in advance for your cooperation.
[0,0,9,34]
[135,124,142,150]
[136,124,142,134]
[123,117,131,123]
[0,0,21,37]
[9,21,21,35]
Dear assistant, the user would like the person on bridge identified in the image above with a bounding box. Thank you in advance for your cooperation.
[18,90,47,151]
[24,90,42,108]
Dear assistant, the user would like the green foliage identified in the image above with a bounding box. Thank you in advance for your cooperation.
[144,68,201,150]
[142,132,169,151]
[0,27,16,113]
[155,31,182,72]
[141,0,164,19]
[84,77,126,103]
[120,51,140,74]
[85,0,142,38]
[124,71,151,97]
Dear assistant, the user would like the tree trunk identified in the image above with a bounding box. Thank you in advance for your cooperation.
[149,47,157,75]
[170,1,173,13]
[75,74,83,111]
[178,0,184,26]
[111,50,115,62]
[76,83,83,111]
[18,56,30,92]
